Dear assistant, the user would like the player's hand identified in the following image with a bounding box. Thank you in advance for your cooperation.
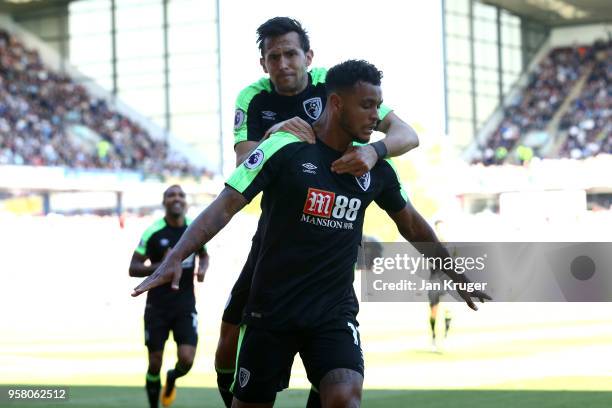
[331,145,378,176]
[196,258,209,283]
[263,117,315,143]
[132,252,183,296]
[457,288,491,311]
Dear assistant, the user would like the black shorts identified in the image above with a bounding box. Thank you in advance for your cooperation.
[222,238,260,325]
[144,304,198,352]
[231,318,364,404]
[428,289,443,306]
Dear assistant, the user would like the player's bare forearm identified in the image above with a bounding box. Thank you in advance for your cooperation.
[331,112,419,176]
[377,112,419,156]
[388,204,466,283]
[388,204,491,309]
[129,262,161,277]
[196,252,209,282]
[128,253,161,277]
[235,140,261,166]
[169,187,247,263]
[132,187,247,296]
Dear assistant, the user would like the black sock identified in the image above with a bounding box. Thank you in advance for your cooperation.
[445,317,452,337]
[216,368,235,408]
[306,386,321,408]
[165,362,190,396]
[429,317,436,340]
[146,372,161,408]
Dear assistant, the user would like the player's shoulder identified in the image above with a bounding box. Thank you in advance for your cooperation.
[372,157,400,179]
[141,217,167,237]
[236,76,273,108]
[259,131,306,156]
[137,218,167,250]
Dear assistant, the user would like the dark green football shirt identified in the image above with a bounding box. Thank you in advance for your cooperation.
[226,132,407,330]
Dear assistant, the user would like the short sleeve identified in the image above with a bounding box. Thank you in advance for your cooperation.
[374,160,408,213]
[226,132,301,202]
[233,78,272,145]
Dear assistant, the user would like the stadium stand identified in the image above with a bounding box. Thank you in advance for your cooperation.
[473,39,611,165]
[559,40,611,160]
[0,29,205,178]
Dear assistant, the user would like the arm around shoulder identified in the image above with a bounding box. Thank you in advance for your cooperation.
[377,111,419,157]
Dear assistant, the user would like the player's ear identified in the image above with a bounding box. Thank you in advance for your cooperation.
[305,49,313,67]
[329,93,342,112]
[260,57,268,74]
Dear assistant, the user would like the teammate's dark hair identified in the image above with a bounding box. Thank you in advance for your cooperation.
[256,17,310,56]
[326,60,383,95]
[163,184,182,199]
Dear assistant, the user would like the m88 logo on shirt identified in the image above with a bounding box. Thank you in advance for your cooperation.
[302,187,361,230]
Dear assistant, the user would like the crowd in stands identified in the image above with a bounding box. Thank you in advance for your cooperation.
[0,30,206,178]
[559,40,611,160]
[474,39,611,166]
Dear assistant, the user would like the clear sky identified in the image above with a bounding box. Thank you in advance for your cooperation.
[219,0,446,174]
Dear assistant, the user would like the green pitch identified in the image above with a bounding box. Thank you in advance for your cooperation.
[4,386,611,408]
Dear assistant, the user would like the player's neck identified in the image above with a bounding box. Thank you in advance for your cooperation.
[313,111,352,152]
[164,214,186,228]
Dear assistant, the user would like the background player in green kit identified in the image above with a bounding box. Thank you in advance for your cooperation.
[132,60,489,407]
[129,185,209,408]
[218,17,421,407]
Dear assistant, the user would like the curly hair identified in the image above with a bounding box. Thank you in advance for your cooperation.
[325,60,383,95]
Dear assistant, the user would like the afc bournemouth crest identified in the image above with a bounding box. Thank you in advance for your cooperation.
[239,367,250,387]
[303,97,322,120]
[355,172,371,191]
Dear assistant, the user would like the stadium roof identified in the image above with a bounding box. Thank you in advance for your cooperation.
[0,0,71,13]
[483,0,612,26]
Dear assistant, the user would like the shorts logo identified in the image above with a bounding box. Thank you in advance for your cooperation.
[347,322,359,346]
[303,188,335,218]
[262,110,276,120]
[355,172,371,191]
[234,109,245,129]
[303,97,322,120]
[239,367,250,388]
[244,149,264,169]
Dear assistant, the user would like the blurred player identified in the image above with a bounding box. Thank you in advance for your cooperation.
[133,60,489,407]
[428,220,452,349]
[129,185,209,408]
[218,16,420,407]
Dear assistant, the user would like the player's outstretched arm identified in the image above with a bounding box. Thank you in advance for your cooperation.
[331,112,419,176]
[387,201,491,311]
[196,248,209,283]
[128,252,161,278]
[132,187,247,296]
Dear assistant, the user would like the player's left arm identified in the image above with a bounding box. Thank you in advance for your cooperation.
[374,162,489,310]
[387,203,491,310]
[196,247,209,283]
[331,111,419,176]
[132,187,247,296]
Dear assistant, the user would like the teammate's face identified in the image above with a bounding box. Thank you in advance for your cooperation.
[336,81,382,143]
[260,32,313,96]
[163,186,186,217]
